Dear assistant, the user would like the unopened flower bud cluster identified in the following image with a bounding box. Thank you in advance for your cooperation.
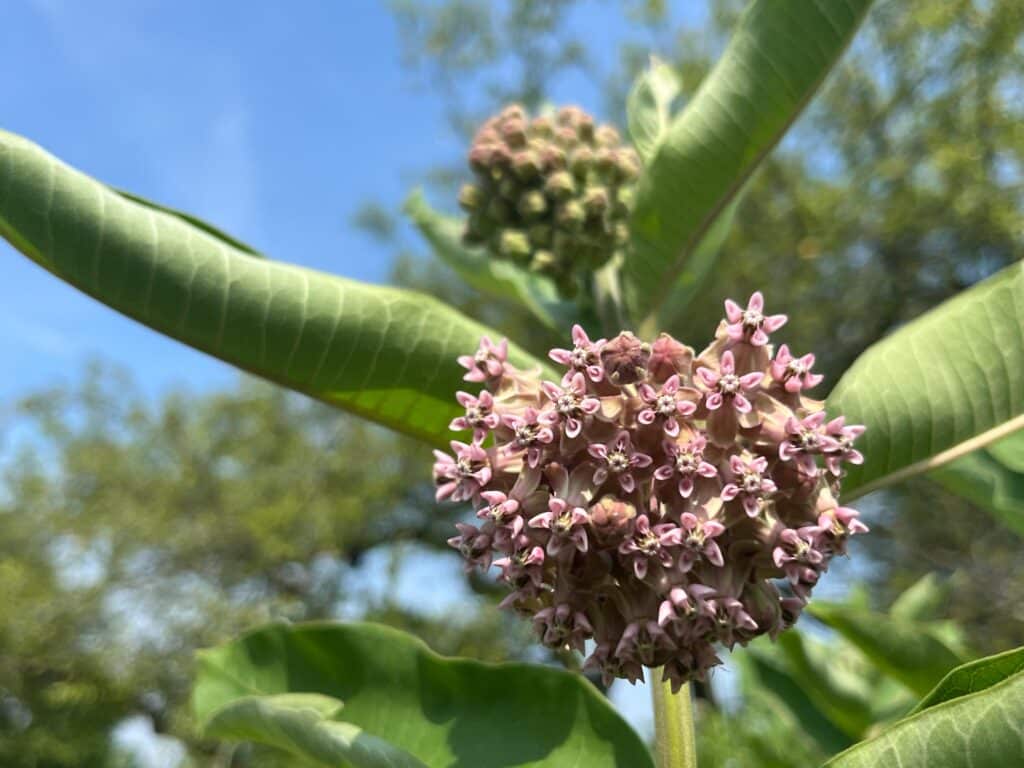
[434,293,867,691]
[459,104,640,297]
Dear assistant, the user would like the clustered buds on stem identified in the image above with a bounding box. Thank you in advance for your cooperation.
[434,292,867,691]
[460,104,640,297]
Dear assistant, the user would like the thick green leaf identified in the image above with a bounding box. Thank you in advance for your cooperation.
[808,602,967,697]
[912,646,1024,714]
[650,195,740,336]
[889,573,952,622]
[203,693,428,768]
[626,56,680,164]
[825,658,1024,767]
[0,129,549,446]
[194,621,655,768]
[624,0,874,323]
[827,262,1024,498]
[111,187,264,257]
[404,189,571,332]
[930,429,1024,537]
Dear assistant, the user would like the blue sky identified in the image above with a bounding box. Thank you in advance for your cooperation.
[0,0,705,404]
[2,0,462,400]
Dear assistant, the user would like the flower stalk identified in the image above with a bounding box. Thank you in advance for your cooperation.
[652,677,697,768]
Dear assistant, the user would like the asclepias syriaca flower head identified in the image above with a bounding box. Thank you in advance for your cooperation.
[435,291,866,692]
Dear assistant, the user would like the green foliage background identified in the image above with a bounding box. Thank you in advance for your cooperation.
[1,0,1022,765]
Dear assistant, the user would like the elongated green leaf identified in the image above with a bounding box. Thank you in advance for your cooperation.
[194,621,654,768]
[626,56,680,164]
[825,658,1024,767]
[0,130,549,446]
[912,646,1024,714]
[889,573,952,622]
[203,693,428,768]
[652,195,740,335]
[624,0,874,323]
[404,189,571,332]
[808,602,968,697]
[827,262,1024,499]
[111,187,264,257]
[930,429,1024,537]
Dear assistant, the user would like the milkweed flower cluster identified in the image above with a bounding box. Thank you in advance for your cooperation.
[459,104,640,297]
[434,292,867,691]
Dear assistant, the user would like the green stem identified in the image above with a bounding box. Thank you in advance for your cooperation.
[651,675,697,768]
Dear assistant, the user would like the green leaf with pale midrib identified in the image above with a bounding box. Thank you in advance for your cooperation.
[203,693,428,768]
[193,621,655,768]
[807,602,968,698]
[825,652,1024,767]
[623,0,874,324]
[110,186,265,257]
[929,428,1024,537]
[912,646,1024,714]
[626,57,680,164]
[827,261,1024,499]
[0,129,549,446]
[404,189,572,332]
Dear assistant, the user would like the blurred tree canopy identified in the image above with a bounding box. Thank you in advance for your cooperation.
[0,366,531,766]
[3,0,1022,765]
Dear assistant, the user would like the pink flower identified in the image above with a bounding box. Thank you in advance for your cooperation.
[618,515,680,579]
[771,344,823,393]
[721,453,776,517]
[584,642,644,688]
[541,372,601,439]
[432,440,491,502]
[533,603,593,652]
[696,350,763,414]
[724,291,787,347]
[647,333,694,383]
[676,512,725,571]
[824,417,866,476]
[588,430,653,493]
[447,522,493,571]
[778,411,835,476]
[449,390,501,441]
[658,584,715,633]
[817,505,869,555]
[437,292,868,690]
[457,335,509,383]
[661,641,720,692]
[493,545,546,588]
[615,620,675,667]
[637,375,699,437]
[654,435,718,498]
[772,525,827,600]
[703,594,758,648]
[548,323,605,382]
[528,496,590,556]
[500,406,556,467]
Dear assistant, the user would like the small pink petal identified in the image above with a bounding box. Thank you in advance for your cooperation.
[724,298,743,322]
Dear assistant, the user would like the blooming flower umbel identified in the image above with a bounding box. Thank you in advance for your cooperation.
[434,291,867,691]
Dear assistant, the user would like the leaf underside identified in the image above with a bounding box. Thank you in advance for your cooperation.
[929,428,1024,537]
[623,0,874,323]
[827,261,1024,498]
[0,129,549,447]
[194,621,655,768]
[825,652,1024,767]
[203,693,428,768]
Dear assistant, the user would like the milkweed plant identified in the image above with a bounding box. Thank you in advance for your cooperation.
[3,1,1023,766]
